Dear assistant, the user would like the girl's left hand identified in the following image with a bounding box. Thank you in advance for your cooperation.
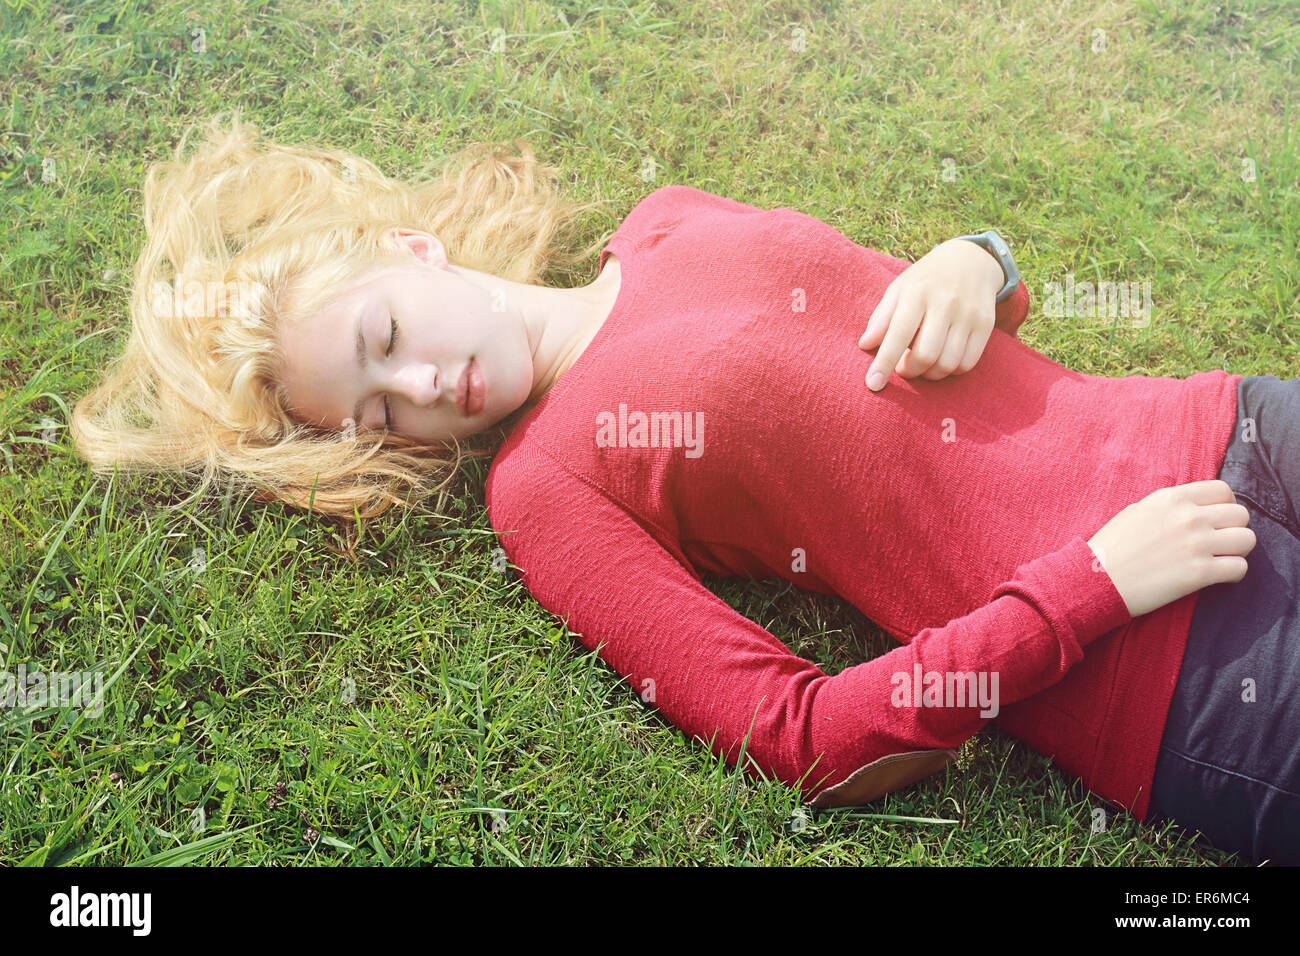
[858,238,1006,391]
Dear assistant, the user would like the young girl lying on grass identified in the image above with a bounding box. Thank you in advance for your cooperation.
[72,117,1296,865]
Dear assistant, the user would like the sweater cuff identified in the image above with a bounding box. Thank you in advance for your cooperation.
[994,279,1031,336]
[988,535,1133,656]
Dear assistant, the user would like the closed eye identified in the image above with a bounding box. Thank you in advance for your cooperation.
[383,313,398,429]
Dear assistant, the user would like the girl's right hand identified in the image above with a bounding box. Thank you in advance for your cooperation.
[1086,479,1256,618]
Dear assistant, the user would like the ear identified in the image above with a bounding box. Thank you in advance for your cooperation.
[389,227,448,268]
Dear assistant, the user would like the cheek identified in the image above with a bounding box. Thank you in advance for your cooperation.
[478,342,518,410]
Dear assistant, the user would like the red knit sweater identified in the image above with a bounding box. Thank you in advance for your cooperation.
[484,185,1241,819]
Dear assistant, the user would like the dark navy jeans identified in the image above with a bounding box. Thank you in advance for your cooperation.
[1149,374,1300,866]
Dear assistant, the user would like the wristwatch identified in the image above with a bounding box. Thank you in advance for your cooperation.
[936,230,1020,303]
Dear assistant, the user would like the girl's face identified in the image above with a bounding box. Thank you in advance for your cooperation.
[276,229,534,444]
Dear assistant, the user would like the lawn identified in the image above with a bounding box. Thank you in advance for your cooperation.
[1,0,1296,865]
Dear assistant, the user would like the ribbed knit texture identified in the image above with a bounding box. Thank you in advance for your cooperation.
[485,185,1242,818]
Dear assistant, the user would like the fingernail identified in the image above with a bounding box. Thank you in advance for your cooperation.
[867,371,885,391]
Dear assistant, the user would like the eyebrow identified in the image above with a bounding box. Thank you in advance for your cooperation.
[350,304,366,428]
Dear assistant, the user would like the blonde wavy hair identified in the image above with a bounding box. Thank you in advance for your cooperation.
[71,114,610,520]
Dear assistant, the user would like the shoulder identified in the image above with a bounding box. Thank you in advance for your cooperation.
[613,184,769,242]
[484,429,545,525]
[636,183,769,218]
[484,432,603,537]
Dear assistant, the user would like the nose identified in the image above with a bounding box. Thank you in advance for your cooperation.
[391,361,440,407]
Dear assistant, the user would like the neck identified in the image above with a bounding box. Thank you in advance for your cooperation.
[448,256,622,402]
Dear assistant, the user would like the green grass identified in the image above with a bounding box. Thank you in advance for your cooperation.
[2,0,1296,865]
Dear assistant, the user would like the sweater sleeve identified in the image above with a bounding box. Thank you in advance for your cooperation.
[994,278,1031,337]
[486,443,1132,809]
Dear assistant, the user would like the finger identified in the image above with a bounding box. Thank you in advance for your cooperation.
[1202,502,1252,529]
[866,286,924,391]
[1183,479,1240,505]
[1210,525,1257,557]
[898,310,951,379]
[954,322,993,374]
[860,282,901,350]
[921,327,971,380]
[1207,554,1249,584]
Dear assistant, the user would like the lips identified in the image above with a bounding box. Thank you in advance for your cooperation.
[457,358,485,417]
